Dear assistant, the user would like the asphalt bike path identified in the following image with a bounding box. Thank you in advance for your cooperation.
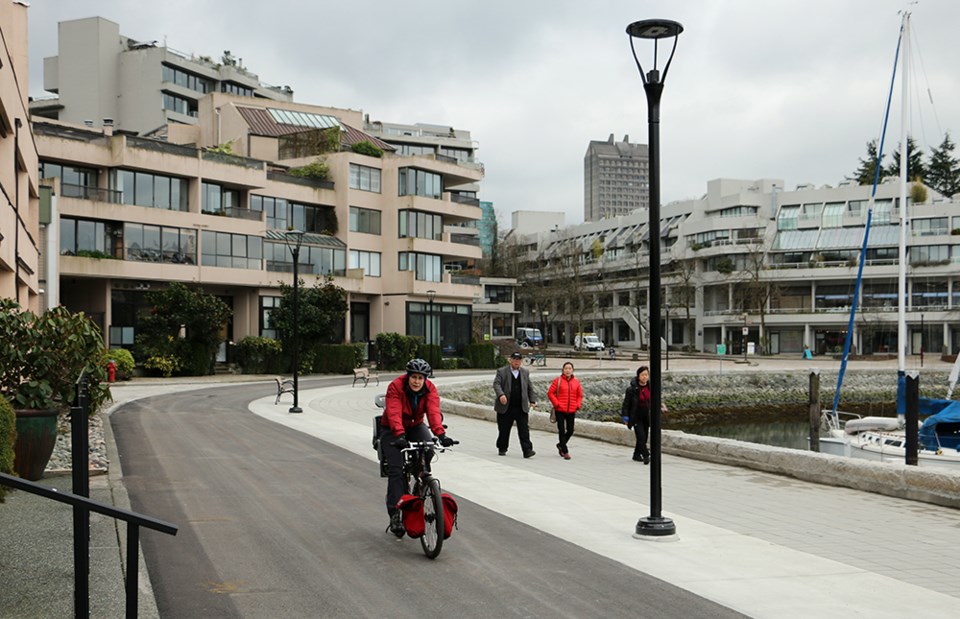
[112,379,738,618]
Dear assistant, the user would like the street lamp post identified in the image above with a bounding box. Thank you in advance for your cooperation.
[743,313,749,364]
[542,310,549,349]
[627,18,682,538]
[664,302,670,371]
[284,230,305,414]
[427,290,437,368]
[920,312,924,367]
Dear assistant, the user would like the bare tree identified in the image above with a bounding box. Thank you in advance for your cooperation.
[667,255,699,351]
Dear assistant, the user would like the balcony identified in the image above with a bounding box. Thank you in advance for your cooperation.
[201,207,265,222]
[201,150,265,170]
[61,183,122,205]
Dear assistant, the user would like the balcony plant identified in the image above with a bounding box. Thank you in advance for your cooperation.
[0,299,111,480]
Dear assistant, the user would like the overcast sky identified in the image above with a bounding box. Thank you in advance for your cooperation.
[26,0,960,226]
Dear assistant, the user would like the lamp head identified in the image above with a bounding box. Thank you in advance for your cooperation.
[283,229,305,250]
[626,19,683,40]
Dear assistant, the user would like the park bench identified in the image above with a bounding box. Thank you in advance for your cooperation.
[352,366,380,388]
[274,377,294,404]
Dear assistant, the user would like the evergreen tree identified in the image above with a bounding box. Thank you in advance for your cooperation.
[926,132,960,197]
[883,136,927,181]
[849,139,883,186]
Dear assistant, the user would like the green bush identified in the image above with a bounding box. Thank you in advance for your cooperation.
[288,158,330,181]
[416,343,441,369]
[312,344,365,373]
[144,355,179,378]
[351,140,384,158]
[439,357,470,370]
[0,396,15,502]
[234,337,283,374]
[463,343,498,369]
[375,333,421,370]
[106,348,135,380]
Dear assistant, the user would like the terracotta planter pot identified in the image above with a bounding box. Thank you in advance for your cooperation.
[13,409,60,481]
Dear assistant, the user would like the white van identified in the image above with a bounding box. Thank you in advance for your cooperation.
[574,333,605,351]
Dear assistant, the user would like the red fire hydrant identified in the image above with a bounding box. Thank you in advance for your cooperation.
[107,360,116,383]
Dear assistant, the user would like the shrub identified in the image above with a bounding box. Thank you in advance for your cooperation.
[288,158,330,181]
[375,333,421,370]
[0,396,15,502]
[439,357,470,370]
[234,337,283,374]
[312,344,365,373]
[463,343,498,369]
[106,348,136,380]
[351,140,384,158]
[144,355,179,378]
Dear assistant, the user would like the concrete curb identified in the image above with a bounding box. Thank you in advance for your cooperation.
[440,398,960,509]
[102,401,162,619]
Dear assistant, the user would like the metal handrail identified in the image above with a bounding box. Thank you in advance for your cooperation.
[0,473,177,618]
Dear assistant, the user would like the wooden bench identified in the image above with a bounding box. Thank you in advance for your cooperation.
[352,366,379,388]
[275,377,295,404]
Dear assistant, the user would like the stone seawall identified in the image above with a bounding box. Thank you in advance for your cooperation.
[441,369,960,510]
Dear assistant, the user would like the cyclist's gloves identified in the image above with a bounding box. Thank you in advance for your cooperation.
[439,435,456,447]
[393,435,409,450]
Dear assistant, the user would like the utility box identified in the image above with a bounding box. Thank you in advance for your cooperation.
[747,342,756,355]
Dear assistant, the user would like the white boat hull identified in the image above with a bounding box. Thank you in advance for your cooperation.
[819,429,960,469]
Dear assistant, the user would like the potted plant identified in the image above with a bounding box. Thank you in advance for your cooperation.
[0,299,110,480]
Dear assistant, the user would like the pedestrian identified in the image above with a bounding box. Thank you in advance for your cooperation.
[380,358,455,537]
[547,362,583,460]
[493,351,538,458]
[620,366,666,464]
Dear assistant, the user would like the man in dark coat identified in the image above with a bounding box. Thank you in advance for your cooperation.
[493,352,538,457]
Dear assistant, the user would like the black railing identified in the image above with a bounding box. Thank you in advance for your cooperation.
[0,378,177,618]
[450,233,480,246]
[61,183,123,204]
[450,193,480,206]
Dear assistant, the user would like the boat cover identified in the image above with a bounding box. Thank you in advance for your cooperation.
[918,401,960,451]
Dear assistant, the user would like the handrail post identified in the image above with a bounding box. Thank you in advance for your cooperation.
[126,525,141,619]
[71,374,91,617]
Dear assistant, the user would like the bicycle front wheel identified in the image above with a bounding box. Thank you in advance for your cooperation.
[420,478,444,559]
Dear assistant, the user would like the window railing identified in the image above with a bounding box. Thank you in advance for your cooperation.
[60,183,123,204]
[450,193,480,206]
[450,233,480,246]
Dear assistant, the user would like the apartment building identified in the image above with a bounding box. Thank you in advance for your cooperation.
[583,134,649,222]
[30,19,485,358]
[0,0,40,310]
[513,177,960,357]
[30,17,293,136]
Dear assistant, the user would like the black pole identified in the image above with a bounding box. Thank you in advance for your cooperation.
[289,245,302,413]
[664,305,669,371]
[905,371,919,465]
[429,297,434,368]
[14,118,21,304]
[635,68,676,537]
[71,377,90,618]
[920,313,924,367]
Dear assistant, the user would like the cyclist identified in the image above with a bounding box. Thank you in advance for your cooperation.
[380,358,455,537]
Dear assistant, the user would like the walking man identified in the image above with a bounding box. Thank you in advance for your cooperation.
[493,351,538,458]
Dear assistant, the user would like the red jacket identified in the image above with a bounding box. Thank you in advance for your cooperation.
[548,374,583,414]
[381,375,445,438]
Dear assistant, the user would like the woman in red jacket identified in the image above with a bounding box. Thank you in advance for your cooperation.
[548,362,583,460]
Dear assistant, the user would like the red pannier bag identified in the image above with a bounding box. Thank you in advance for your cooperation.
[441,493,458,539]
[396,494,425,538]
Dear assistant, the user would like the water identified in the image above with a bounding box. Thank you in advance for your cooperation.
[679,420,811,450]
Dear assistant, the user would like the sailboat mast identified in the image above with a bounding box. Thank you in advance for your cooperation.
[897,12,910,374]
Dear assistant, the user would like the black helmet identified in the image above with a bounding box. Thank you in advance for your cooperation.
[406,358,432,377]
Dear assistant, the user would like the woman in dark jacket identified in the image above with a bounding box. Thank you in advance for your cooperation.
[620,366,665,464]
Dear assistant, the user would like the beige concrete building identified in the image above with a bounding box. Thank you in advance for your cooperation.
[31,17,293,136]
[31,28,485,359]
[0,0,40,310]
[583,134,649,222]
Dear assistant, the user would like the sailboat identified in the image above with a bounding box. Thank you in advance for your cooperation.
[817,12,960,469]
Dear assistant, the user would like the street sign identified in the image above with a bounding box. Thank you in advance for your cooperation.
[742,327,749,335]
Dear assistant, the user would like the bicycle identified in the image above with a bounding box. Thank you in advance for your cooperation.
[523,352,546,367]
[398,437,457,559]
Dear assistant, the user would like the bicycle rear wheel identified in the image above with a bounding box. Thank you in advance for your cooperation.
[420,478,444,559]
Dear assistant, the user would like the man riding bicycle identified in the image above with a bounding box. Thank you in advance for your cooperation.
[380,358,455,537]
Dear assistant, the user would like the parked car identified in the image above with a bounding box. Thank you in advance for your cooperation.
[516,327,543,349]
[574,333,605,352]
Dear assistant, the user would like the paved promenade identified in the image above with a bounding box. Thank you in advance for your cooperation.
[1,354,957,617]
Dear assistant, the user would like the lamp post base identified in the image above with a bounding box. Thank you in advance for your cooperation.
[634,516,676,537]
[288,406,303,414]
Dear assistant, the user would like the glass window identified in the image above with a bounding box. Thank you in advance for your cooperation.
[349,163,381,193]
[912,217,948,237]
[398,210,442,240]
[349,250,381,277]
[398,252,442,282]
[349,206,381,235]
[822,202,844,228]
[398,167,442,199]
[113,170,187,211]
[777,205,800,230]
